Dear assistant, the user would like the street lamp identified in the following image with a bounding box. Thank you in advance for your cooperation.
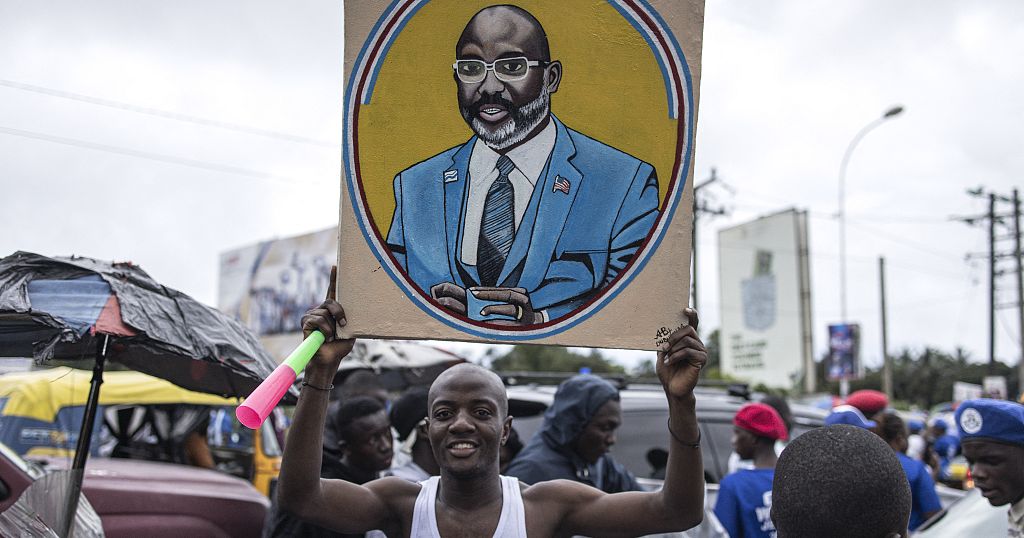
[838,105,904,322]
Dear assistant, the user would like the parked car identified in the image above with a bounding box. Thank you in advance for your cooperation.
[506,382,828,483]
[0,367,282,497]
[36,454,269,538]
[0,366,273,537]
[1,437,269,537]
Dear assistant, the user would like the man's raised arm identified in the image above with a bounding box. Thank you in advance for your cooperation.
[275,268,398,534]
[549,309,707,536]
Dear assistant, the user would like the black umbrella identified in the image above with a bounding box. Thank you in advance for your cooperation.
[0,251,295,536]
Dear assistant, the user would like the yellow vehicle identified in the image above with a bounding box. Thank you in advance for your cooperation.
[0,367,282,496]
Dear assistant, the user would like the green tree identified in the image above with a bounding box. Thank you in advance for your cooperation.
[491,345,626,374]
[816,346,1019,408]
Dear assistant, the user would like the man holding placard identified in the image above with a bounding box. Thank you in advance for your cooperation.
[276,277,708,536]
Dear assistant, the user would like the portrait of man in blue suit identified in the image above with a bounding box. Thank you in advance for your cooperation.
[385,4,660,326]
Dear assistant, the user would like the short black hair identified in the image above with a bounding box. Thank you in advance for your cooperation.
[761,394,794,433]
[879,412,907,445]
[389,386,429,442]
[772,425,911,538]
[334,396,386,442]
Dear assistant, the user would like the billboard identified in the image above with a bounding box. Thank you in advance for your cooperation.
[718,209,812,389]
[218,227,336,358]
[336,0,704,350]
[953,381,983,403]
[826,323,860,381]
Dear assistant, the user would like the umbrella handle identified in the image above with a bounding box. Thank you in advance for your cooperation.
[236,331,326,429]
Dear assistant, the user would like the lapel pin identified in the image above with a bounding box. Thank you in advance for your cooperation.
[553,176,571,194]
[443,169,459,183]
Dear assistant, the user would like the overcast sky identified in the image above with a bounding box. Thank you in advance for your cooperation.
[2,1,1022,375]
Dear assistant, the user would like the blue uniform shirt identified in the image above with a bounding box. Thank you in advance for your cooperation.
[714,468,777,538]
[897,452,942,530]
[933,433,960,478]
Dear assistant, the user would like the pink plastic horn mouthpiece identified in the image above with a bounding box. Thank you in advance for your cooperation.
[236,330,326,429]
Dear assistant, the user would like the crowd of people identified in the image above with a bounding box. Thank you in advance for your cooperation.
[263,271,1024,537]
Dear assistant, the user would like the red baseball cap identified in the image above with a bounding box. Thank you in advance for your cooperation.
[846,390,888,416]
[734,403,789,441]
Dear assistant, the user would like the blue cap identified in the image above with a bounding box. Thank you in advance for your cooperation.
[907,418,925,433]
[932,418,949,430]
[825,405,877,429]
[955,398,1024,446]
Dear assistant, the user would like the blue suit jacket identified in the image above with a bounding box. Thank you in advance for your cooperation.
[385,116,659,320]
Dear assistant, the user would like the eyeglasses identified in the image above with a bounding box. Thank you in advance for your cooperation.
[452,57,547,83]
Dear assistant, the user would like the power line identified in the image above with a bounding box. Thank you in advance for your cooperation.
[0,78,336,147]
[738,203,947,224]
[0,125,323,186]
[844,219,962,262]
[714,240,968,280]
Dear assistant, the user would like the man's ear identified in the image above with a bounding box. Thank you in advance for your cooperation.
[417,419,429,437]
[501,415,514,446]
[545,61,562,94]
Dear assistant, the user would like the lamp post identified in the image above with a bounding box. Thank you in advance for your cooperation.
[838,105,904,322]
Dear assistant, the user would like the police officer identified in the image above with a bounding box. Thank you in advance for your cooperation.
[955,398,1024,537]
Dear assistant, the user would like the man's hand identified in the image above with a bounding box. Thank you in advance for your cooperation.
[470,286,542,326]
[299,266,354,370]
[430,282,468,316]
[656,309,707,401]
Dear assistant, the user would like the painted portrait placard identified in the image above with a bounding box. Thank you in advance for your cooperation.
[339,0,703,350]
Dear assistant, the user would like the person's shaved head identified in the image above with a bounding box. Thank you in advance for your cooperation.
[429,363,508,417]
[457,5,550,62]
[772,425,911,538]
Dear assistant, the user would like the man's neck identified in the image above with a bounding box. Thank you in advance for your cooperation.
[438,468,503,511]
[752,446,778,469]
[338,456,378,484]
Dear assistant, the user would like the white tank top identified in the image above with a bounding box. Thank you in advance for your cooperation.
[411,475,528,538]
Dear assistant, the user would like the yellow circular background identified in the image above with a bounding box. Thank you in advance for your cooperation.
[356,0,680,230]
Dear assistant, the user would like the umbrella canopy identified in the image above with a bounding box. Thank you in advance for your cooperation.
[0,251,297,536]
[335,339,466,391]
[0,251,294,401]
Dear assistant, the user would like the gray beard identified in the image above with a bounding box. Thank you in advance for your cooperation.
[464,86,550,150]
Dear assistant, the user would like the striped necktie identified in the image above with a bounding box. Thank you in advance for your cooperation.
[478,155,516,286]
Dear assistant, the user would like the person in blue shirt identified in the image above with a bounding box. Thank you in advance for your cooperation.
[930,418,960,480]
[877,412,941,530]
[714,403,789,538]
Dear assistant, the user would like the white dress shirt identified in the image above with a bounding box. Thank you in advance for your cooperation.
[459,120,557,266]
[1009,495,1024,537]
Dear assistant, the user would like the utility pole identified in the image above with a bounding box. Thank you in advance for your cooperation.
[880,256,892,399]
[691,168,729,314]
[990,193,997,372]
[956,187,1022,385]
[1014,188,1024,395]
